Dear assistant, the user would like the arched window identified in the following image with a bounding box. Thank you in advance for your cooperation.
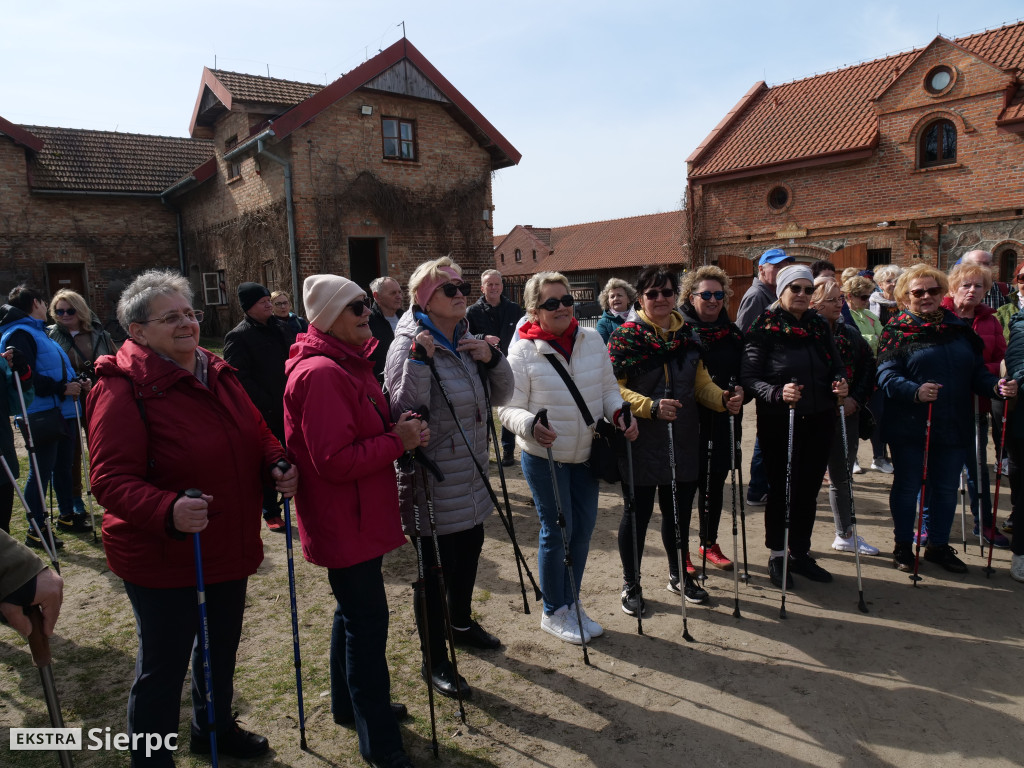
[919,119,957,168]
[515,248,522,262]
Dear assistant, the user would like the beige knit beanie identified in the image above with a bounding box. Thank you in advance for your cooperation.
[303,274,365,332]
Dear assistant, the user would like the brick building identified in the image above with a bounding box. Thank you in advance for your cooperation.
[493,211,686,315]
[686,21,1024,285]
[0,38,518,335]
[0,117,213,332]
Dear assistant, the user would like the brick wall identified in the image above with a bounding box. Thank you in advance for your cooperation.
[691,39,1024,273]
[0,141,180,328]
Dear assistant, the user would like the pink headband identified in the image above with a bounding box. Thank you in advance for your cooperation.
[415,266,462,309]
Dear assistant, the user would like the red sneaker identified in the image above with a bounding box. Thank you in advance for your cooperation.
[685,552,697,574]
[265,515,287,533]
[699,543,734,570]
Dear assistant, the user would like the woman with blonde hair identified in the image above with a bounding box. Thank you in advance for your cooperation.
[47,289,117,533]
[676,265,749,574]
[596,278,637,343]
[385,256,513,699]
[877,263,1016,574]
[842,276,882,353]
[500,271,636,644]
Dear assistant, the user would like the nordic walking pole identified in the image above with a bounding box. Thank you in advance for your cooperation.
[960,468,968,549]
[185,487,219,767]
[1,456,59,573]
[538,409,591,664]
[72,398,98,542]
[10,358,60,562]
[698,433,713,584]
[419,460,467,724]
[912,400,934,585]
[479,363,530,614]
[836,385,868,613]
[415,343,542,602]
[274,460,306,750]
[665,386,695,643]
[727,379,742,618]
[730,375,752,585]
[27,607,74,768]
[975,395,984,558]
[409,466,438,757]
[779,378,798,620]
[984,400,1009,577]
[622,402,642,636]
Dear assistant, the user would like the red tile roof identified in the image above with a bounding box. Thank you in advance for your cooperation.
[496,211,686,276]
[209,70,324,106]
[689,21,1024,180]
[0,116,42,152]
[23,126,214,194]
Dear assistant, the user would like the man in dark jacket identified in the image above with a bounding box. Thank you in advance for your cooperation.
[223,282,290,532]
[466,269,522,465]
[367,276,404,384]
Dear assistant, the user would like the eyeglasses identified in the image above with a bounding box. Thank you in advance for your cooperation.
[139,310,204,326]
[817,297,842,304]
[1015,275,1024,283]
[346,297,372,316]
[786,284,815,295]
[643,287,677,300]
[909,286,943,298]
[54,308,77,317]
[855,294,871,301]
[693,290,725,301]
[440,282,472,298]
[537,294,575,312]
[272,300,290,307]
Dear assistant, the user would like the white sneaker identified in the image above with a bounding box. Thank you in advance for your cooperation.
[870,457,894,474]
[570,602,602,638]
[540,606,585,645]
[852,461,864,475]
[1011,554,1024,583]
[1001,458,1010,477]
[832,533,880,555]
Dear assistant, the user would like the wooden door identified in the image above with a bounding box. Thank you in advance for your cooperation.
[46,263,87,300]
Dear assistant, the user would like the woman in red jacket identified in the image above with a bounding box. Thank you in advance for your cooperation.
[941,261,1011,548]
[88,270,296,767]
[284,274,426,768]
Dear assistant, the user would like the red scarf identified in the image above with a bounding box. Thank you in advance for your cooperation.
[520,318,579,359]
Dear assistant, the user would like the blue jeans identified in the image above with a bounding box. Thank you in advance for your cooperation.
[747,437,769,498]
[123,577,248,768]
[327,558,404,763]
[521,451,599,615]
[889,441,966,546]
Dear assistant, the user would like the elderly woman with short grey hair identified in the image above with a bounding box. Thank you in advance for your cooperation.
[870,264,902,327]
[596,277,637,343]
[87,269,297,766]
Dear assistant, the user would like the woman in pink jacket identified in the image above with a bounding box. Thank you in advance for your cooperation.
[284,274,427,768]
[941,261,1011,548]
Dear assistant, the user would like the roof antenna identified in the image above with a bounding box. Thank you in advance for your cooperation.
[400,20,406,38]
[267,63,270,77]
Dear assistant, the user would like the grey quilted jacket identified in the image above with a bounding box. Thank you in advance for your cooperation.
[384,310,513,535]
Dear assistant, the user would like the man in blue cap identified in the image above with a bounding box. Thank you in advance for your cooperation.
[737,248,794,505]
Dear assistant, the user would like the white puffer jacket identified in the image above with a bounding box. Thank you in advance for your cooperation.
[500,326,624,463]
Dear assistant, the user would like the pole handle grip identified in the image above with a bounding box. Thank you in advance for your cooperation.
[621,402,632,429]
[537,408,549,429]
[275,460,291,473]
[184,488,203,499]
[27,607,51,668]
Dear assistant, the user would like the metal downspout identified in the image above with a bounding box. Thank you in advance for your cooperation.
[257,136,301,314]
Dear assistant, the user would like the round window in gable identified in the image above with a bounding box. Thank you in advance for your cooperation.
[925,65,955,95]
[767,186,789,210]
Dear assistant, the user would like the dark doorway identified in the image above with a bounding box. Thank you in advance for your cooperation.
[46,263,87,300]
[348,238,385,293]
[999,249,1018,284]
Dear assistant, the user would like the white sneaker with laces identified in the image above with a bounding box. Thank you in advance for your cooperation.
[540,606,585,645]
[832,533,880,555]
[871,457,894,474]
[1011,554,1024,583]
[852,461,864,475]
[570,603,602,638]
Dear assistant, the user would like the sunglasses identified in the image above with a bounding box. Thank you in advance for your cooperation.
[440,282,472,298]
[909,286,943,298]
[54,307,77,316]
[786,284,815,295]
[537,294,575,312]
[693,290,725,301]
[1015,275,1024,283]
[643,287,678,300]
[346,297,372,316]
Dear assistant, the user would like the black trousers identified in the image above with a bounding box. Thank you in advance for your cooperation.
[618,481,698,586]
[412,523,485,661]
[758,408,834,556]
[123,577,247,768]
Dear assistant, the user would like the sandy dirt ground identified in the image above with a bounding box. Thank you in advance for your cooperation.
[2,408,1023,767]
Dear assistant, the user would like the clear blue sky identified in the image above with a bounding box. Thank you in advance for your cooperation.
[2,1,1020,235]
